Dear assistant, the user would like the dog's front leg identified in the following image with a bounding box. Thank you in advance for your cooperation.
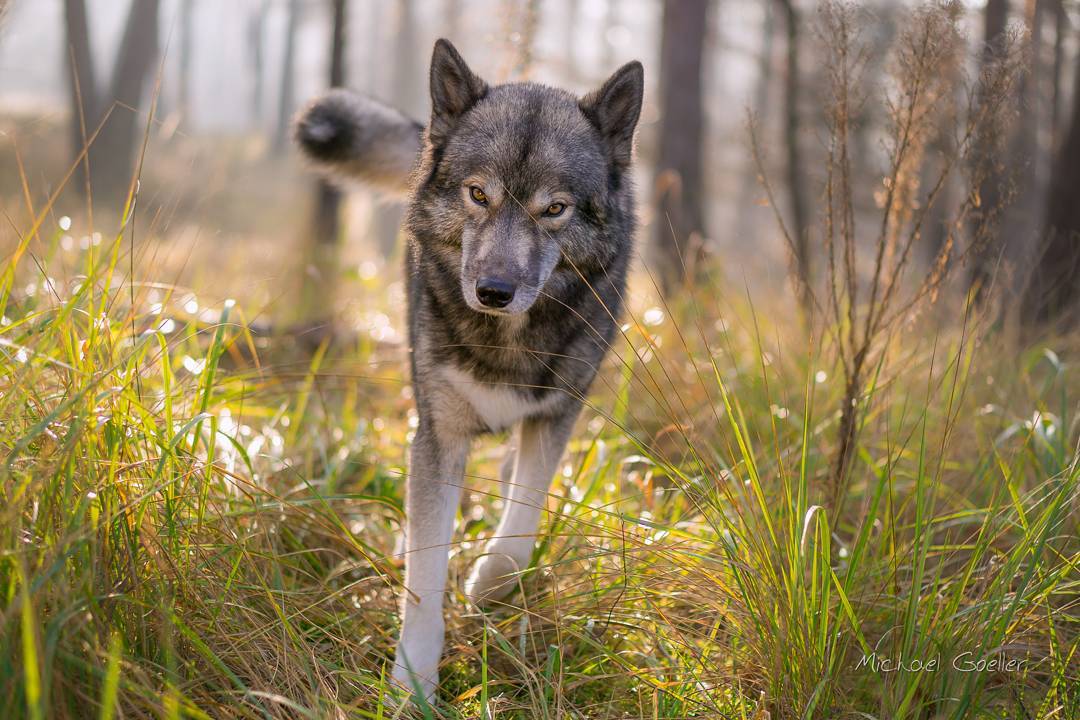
[465,408,578,603]
[392,426,468,699]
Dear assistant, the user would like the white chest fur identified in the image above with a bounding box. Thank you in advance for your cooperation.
[439,365,557,432]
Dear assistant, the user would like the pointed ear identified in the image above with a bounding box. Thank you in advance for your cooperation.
[428,38,488,146]
[579,61,644,169]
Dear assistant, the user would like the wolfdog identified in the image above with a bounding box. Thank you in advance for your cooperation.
[295,39,643,700]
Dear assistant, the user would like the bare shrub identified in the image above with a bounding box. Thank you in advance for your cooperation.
[752,0,1024,516]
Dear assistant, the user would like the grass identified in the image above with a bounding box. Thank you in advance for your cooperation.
[0,187,1075,719]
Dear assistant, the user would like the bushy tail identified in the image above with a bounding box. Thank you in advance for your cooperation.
[294,89,424,196]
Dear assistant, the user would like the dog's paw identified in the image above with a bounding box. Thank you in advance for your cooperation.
[464,551,527,605]
[390,657,438,706]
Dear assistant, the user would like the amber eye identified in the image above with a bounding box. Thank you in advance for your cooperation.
[543,202,566,217]
[469,186,488,205]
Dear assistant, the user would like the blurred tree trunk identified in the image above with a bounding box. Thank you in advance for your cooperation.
[301,0,348,323]
[561,0,580,84]
[373,0,419,258]
[774,0,810,309]
[274,0,301,154]
[754,3,775,143]
[923,71,964,270]
[999,1,1047,280]
[1018,0,1045,185]
[63,0,97,194]
[365,0,383,95]
[735,0,773,249]
[507,0,540,78]
[313,0,347,247]
[922,159,954,268]
[969,0,1009,301]
[62,0,160,204]
[442,0,462,45]
[601,0,617,73]
[653,0,708,294]
[177,0,195,123]
[391,0,422,128]
[247,0,270,127]
[1020,41,1080,325]
[95,0,161,202]
[1050,0,1066,147]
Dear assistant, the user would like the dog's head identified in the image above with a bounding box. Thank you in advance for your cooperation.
[411,39,643,316]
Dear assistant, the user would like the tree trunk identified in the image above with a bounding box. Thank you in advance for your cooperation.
[392,0,423,118]
[178,0,195,123]
[601,0,617,73]
[443,0,463,47]
[653,0,708,294]
[247,0,270,127]
[1015,0,1044,191]
[734,0,774,250]
[373,0,419,258]
[274,0,301,154]
[313,0,347,248]
[92,0,161,203]
[1020,42,1080,325]
[516,0,541,78]
[922,104,957,270]
[1050,0,1066,148]
[302,0,349,323]
[969,0,1010,301]
[365,0,384,94]
[63,0,97,194]
[999,0,1047,278]
[561,0,580,84]
[775,0,810,309]
[922,163,954,269]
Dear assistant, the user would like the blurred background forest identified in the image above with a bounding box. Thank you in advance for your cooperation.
[1,0,1077,329]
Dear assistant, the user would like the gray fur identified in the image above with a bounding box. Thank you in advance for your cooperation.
[294,89,423,195]
[295,38,643,701]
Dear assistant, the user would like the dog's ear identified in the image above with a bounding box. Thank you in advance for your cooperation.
[579,61,644,170]
[428,39,488,146]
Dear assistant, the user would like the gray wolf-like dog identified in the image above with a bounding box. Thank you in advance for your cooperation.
[295,39,643,700]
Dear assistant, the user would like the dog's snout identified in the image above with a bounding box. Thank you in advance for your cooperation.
[475,277,516,308]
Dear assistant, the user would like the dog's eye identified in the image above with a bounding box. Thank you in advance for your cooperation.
[543,202,566,217]
[469,186,488,205]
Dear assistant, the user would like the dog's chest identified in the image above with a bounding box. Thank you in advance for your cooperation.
[439,365,557,432]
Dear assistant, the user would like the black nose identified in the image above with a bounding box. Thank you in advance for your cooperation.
[475,277,516,308]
